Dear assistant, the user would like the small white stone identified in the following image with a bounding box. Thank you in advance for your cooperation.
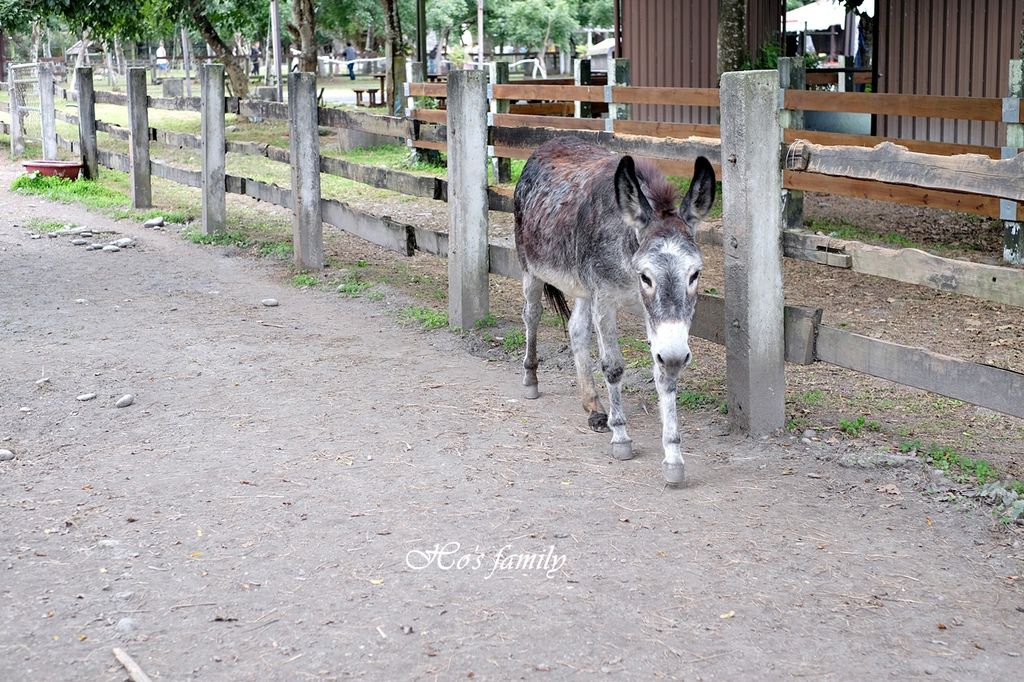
[115,394,134,408]
[19,406,31,413]
[102,245,120,252]
[0,449,14,462]
[114,238,133,248]
[77,393,97,401]
[35,377,50,385]
[97,539,120,548]
[261,298,279,307]
[71,238,88,245]
[116,617,136,632]
[143,216,165,228]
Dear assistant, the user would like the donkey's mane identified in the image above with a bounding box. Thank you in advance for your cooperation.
[633,160,679,219]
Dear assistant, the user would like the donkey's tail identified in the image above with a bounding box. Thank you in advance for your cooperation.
[543,284,572,330]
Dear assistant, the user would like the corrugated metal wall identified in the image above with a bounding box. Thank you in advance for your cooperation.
[621,0,782,123]
[876,0,1024,146]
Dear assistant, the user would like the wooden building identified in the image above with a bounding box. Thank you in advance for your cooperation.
[616,0,1023,146]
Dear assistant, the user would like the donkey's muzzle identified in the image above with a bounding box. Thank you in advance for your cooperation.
[651,321,692,375]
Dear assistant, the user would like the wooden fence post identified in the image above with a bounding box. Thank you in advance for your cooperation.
[127,68,152,208]
[1004,59,1022,265]
[8,65,24,158]
[609,58,631,126]
[76,67,99,179]
[201,63,226,235]
[446,69,490,329]
[778,57,805,230]
[492,61,511,183]
[719,70,786,436]
[288,71,324,270]
[574,58,592,119]
[38,63,57,161]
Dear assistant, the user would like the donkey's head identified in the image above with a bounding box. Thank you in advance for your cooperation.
[615,155,716,376]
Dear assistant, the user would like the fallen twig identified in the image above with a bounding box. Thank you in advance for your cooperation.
[112,647,153,682]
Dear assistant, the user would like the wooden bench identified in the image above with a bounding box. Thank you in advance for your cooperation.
[366,88,379,106]
[353,89,365,106]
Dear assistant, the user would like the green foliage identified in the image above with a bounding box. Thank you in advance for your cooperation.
[336,271,374,296]
[492,0,579,53]
[402,306,448,330]
[474,314,497,329]
[11,173,129,211]
[838,415,880,437]
[677,390,718,410]
[257,241,293,258]
[25,218,67,233]
[502,330,526,352]
[924,444,999,486]
[0,0,148,40]
[810,218,920,249]
[798,389,825,406]
[291,272,320,288]
[183,228,251,247]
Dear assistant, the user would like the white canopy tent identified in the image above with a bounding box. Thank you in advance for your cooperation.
[785,0,874,31]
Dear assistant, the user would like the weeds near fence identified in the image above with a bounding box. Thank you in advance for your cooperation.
[502,330,526,352]
[291,272,320,288]
[11,173,129,211]
[26,218,68,233]
[401,306,448,330]
[839,415,881,437]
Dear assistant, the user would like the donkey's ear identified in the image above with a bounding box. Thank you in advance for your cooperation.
[680,156,716,235]
[615,155,652,232]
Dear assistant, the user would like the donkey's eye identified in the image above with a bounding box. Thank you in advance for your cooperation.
[689,270,701,286]
[639,273,653,289]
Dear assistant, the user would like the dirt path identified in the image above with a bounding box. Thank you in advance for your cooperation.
[2,166,1023,681]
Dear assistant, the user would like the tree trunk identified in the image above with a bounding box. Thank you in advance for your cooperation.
[717,0,747,79]
[288,0,318,72]
[382,0,406,115]
[43,29,52,59]
[190,5,249,97]
[70,30,89,94]
[31,22,41,60]
[365,22,374,52]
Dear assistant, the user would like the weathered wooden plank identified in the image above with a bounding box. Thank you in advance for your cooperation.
[237,99,290,122]
[417,122,447,143]
[96,120,130,140]
[787,140,1024,202]
[491,84,605,102]
[411,108,447,124]
[783,170,1016,220]
[491,127,722,168]
[816,325,1024,419]
[147,96,202,111]
[412,139,446,152]
[611,86,720,107]
[784,90,1006,121]
[317,106,412,139]
[94,91,128,106]
[492,112,605,131]
[783,128,1003,159]
[615,120,721,139]
[508,102,574,116]
[321,199,416,255]
[784,306,823,365]
[408,82,447,97]
[319,155,442,199]
[155,129,202,149]
[151,160,202,188]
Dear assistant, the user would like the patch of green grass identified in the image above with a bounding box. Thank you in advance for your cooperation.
[798,389,826,406]
[291,272,320,288]
[809,218,920,249]
[838,415,881,438]
[184,228,252,247]
[620,336,653,368]
[474,314,498,329]
[121,208,193,224]
[898,438,923,453]
[668,177,725,219]
[257,241,293,258]
[401,306,448,330]
[366,289,386,302]
[924,444,1000,486]
[25,217,67,233]
[335,271,374,296]
[502,330,526,352]
[11,173,129,211]
[677,389,719,410]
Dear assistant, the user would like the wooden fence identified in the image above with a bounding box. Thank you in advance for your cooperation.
[6,64,1023,435]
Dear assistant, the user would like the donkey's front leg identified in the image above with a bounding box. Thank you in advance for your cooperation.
[592,300,633,460]
[652,360,685,484]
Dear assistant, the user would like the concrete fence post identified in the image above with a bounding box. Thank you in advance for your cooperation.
[446,69,490,330]
[201,63,226,235]
[76,67,99,179]
[719,70,786,436]
[406,60,425,163]
[38,63,57,160]
[492,61,512,183]
[8,65,24,157]
[778,57,806,230]
[126,68,152,208]
[1003,59,1022,265]
[288,71,324,270]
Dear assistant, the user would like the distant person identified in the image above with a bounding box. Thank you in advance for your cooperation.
[343,42,358,80]
[156,40,169,71]
[251,43,261,76]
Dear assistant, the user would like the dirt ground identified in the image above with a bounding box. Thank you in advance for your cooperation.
[3,163,1024,680]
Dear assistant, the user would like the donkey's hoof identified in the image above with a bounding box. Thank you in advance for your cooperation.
[662,461,686,485]
[610,441,634,461]
[588,412,610,433]
[523,384,540,400]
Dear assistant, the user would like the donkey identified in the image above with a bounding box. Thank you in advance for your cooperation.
[514,137,715,484]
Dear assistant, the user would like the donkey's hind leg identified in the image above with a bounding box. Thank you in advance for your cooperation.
[568,297,609,433]
[521,272,544,399]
